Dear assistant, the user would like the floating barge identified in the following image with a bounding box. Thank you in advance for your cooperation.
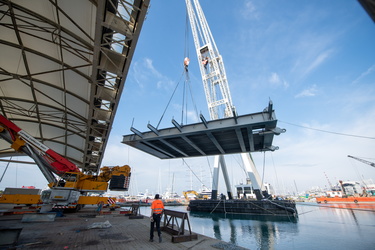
[188,199,297,216]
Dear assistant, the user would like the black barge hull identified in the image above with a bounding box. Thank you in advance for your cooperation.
[188,199,297,216]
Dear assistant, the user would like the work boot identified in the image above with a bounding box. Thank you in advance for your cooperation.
[159,236,162,243]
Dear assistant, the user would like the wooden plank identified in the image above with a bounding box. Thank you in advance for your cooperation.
[172,234,198,243]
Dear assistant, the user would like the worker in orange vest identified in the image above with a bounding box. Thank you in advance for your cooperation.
[149,194,164,243]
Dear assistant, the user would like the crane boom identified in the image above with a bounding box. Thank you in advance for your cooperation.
[185,0,234,120]
[0,114,80,182]
[185,0,267,200]
[348,155,375,168]
[0,114,131,210]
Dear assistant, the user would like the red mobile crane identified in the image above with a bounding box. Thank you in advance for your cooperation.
[0,114,131,211]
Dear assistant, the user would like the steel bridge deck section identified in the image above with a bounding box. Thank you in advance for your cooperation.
[122,110,282,159]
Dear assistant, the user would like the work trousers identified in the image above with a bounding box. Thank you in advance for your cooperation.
[150,213,162,239]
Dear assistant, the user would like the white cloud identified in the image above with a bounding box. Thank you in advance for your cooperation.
[352,64,375,85]
[171,104,200,125]
[295,84,318,98]
[304,49,333,76]
[144,58,162,78]
[186,109,200,123]
[268,72,289,88]
[240,1,259,20]
[132,57,174,90]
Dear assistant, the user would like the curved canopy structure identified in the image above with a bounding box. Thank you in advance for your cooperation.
[0,0,149,173]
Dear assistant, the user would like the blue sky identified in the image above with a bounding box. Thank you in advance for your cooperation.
[1,0,375,197]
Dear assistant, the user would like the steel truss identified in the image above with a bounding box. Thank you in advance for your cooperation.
[0,0,149,173]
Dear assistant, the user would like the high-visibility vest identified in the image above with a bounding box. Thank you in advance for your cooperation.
[151,199,164,214]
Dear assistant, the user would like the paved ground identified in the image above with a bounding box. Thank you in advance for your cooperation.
[0,205,247,249]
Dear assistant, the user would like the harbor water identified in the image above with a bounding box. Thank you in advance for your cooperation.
[140,203,375,249]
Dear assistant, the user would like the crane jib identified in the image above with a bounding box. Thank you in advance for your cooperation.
[0,114,80,173]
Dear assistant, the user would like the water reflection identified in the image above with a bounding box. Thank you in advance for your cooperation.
[189,211,298,223]
[141,204,375,249]
[189,211,298,249]
[317,203,375,227]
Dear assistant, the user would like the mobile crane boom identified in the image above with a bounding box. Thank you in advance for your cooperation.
[0,114,80,184]
[0,114,131,210]
[348,155,375,168]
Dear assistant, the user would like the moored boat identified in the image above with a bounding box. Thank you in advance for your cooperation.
[316,196,375,204]
[316,179,375,204]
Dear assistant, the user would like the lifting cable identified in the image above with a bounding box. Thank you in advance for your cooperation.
[0,156,12,183]
[206,157,213,179]
[232,155,248,177]
[182,158,206,187]
[155,64,199,129]
[156,71,184,129]
[279,120,375,140]
[156,9,200,128]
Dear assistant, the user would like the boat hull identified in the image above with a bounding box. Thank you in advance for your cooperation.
[316,197,375,204]
[188,199,297,216]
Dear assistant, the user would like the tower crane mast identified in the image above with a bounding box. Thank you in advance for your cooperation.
[185,0,234,120]
[348,155,375,168]
[185,0,267,200]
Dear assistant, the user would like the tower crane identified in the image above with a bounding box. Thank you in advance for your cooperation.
[348,155,375,168]
[185,0,268,200]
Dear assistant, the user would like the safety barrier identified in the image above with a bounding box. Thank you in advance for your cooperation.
[161,209,198,243]
[129,204,144,219]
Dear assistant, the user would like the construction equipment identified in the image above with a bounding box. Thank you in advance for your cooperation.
[348,155,375,168]
[185,0,280,200]
[0,114,130,211]
[183,190,200,200]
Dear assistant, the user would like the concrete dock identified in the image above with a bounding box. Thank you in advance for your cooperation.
[0,205,246,249]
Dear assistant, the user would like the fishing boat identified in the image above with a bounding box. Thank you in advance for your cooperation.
[316,196,375,204]
[316,180,375,204]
